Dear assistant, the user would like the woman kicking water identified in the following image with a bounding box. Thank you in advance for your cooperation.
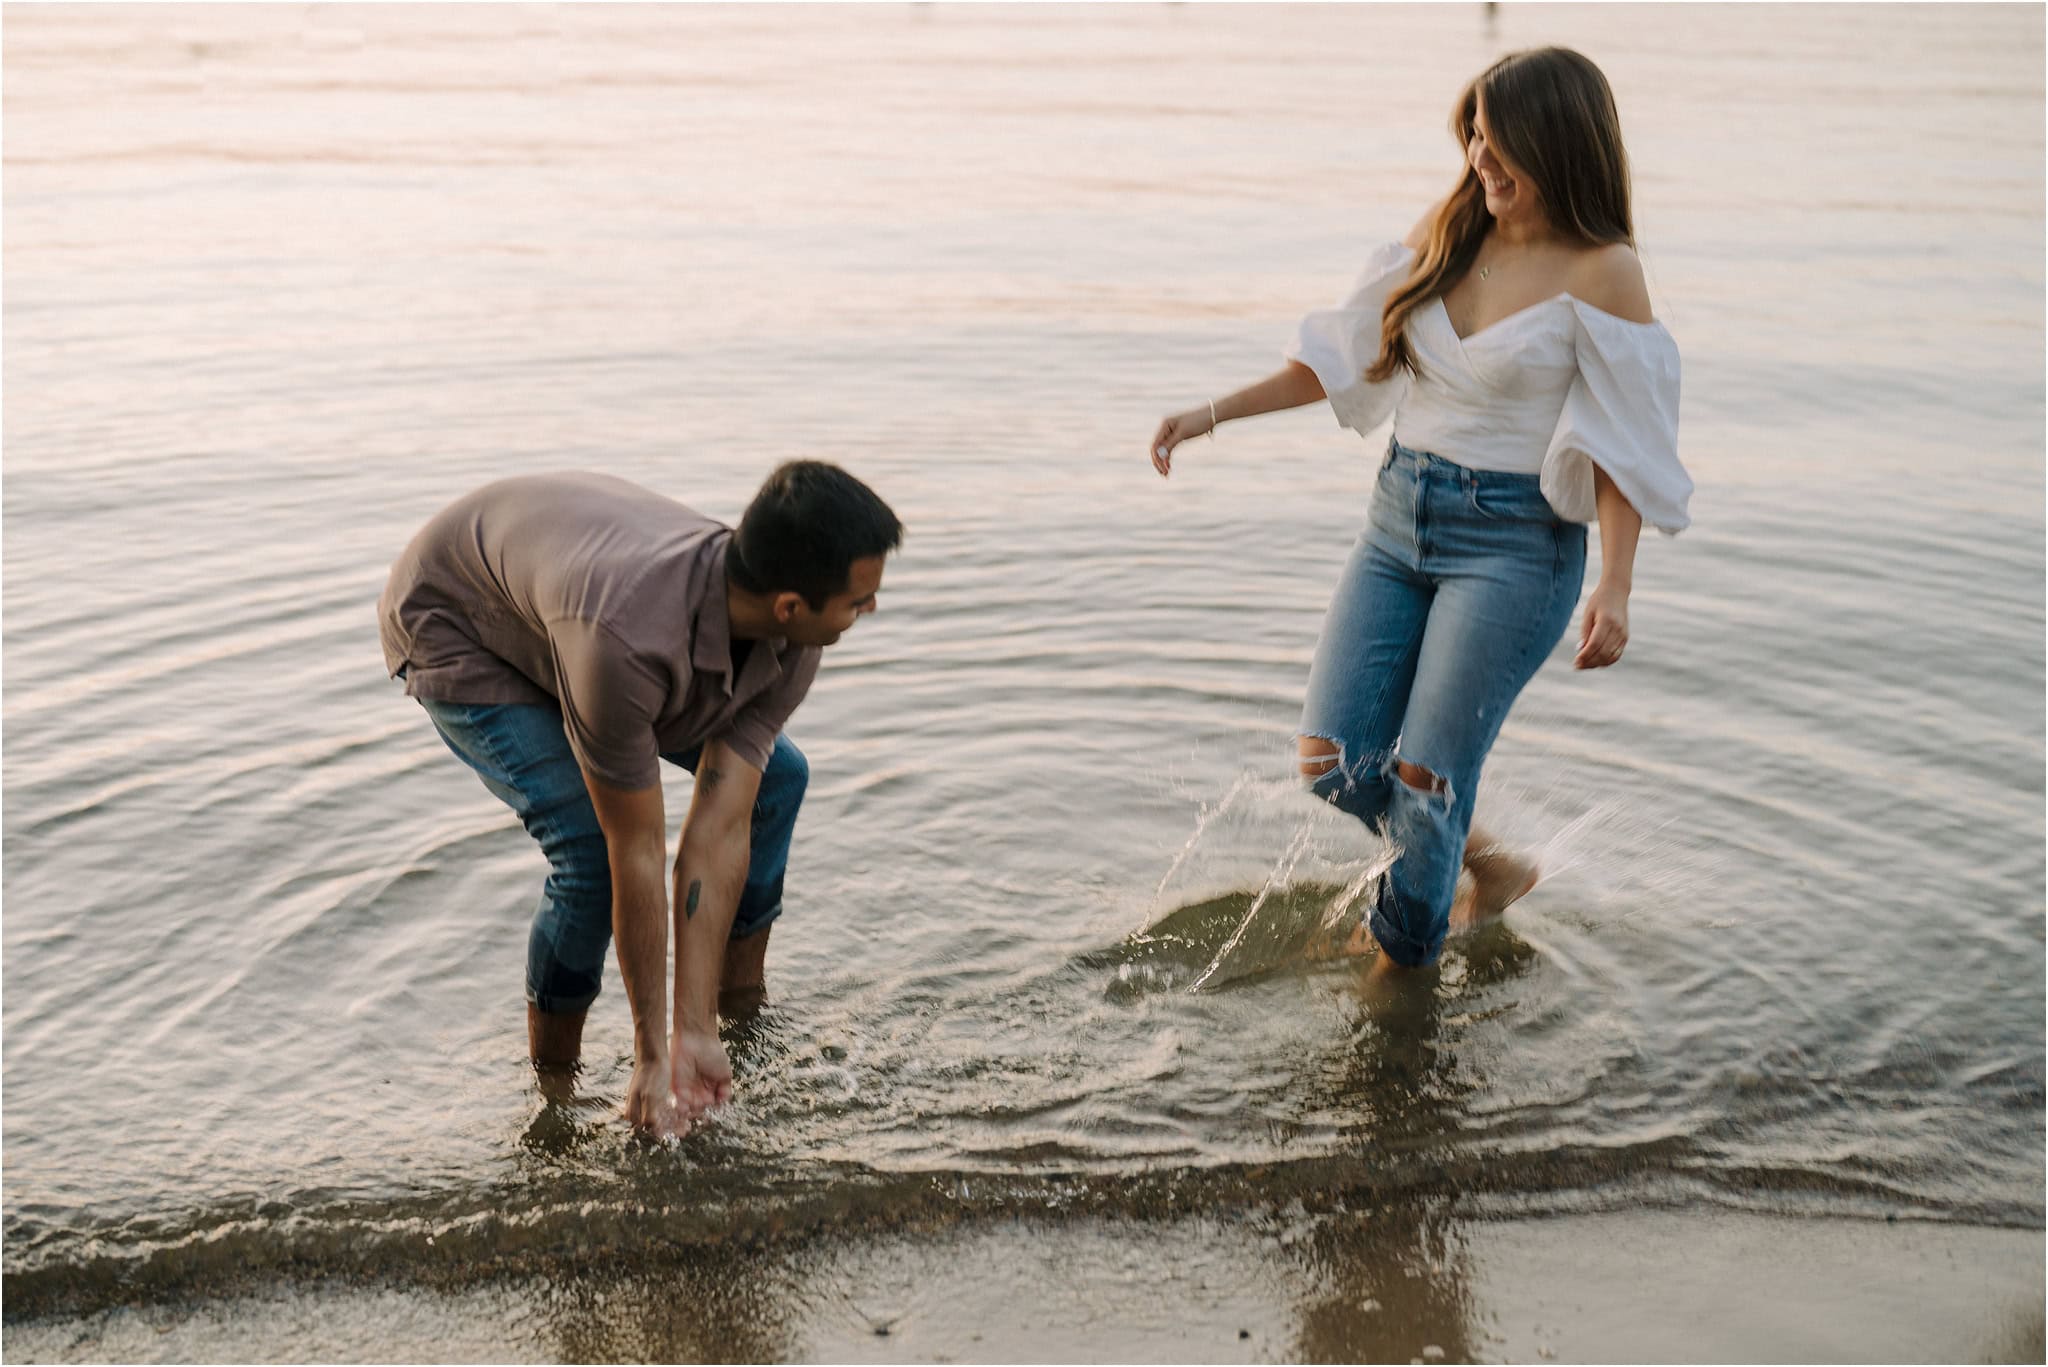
[1149,47,1692,977]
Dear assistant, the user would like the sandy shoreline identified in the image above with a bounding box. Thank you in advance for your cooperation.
[7,1207,2039,1363]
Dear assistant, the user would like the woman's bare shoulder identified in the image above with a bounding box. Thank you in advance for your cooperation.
[1569,242,1655,323]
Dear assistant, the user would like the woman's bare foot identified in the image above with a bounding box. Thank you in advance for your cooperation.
[1305,918,1378,962]
[1449,849,1539,931]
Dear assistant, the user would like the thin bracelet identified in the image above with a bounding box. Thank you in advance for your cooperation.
[1207,398,1218,439]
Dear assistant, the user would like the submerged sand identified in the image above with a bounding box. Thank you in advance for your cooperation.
[7,1207,2040,1364]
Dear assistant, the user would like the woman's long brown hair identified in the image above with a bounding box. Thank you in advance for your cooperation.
[1366,47,1636,383]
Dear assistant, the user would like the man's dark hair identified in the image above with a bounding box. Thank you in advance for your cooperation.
[726,461,902,610]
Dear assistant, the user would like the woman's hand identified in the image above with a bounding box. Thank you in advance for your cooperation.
[1147,368,1327,476]
[1574,580,1630,669]
[1148,407,1214,477]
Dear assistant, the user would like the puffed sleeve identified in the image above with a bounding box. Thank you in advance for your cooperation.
[1541,300,1693,534]
[1284,241,1416,437]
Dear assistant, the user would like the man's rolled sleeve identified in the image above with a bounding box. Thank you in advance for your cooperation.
[713,647,821,771]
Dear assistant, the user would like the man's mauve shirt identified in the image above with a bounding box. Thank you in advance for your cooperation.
[379,472,820,788]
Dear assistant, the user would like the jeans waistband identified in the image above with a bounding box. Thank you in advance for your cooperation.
[1388,437,1543,486]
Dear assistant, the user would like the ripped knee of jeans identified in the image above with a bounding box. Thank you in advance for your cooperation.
[1297,734,1346,783]
[1391,755,1456,812]
[1299,734,1395,827]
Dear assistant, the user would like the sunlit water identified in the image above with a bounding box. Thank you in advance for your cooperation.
[5,2,2042,1319]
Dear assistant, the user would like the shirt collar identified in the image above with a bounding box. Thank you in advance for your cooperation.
[693,529,786,696]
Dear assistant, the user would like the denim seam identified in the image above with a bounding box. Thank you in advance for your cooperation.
[445,700,550,793]
[481,705,603,1015]
[461,702,517,782]
[1298,531,1423,791]
[1346,613,1429,962]
[1302,607,1424,796]
[1511,523,1581,690]
[1388,496,1563,967]
[423,701,608,1016]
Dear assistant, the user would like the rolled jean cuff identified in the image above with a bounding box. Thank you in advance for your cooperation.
[730,899,783,941]
[1368,901,1442,969]
[526,979,602,1016]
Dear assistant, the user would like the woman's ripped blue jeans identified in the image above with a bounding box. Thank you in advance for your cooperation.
[1300,439,1585,967]
[417,698,808,1014]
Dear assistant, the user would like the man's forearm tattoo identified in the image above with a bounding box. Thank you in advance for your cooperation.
[682,766,722,920]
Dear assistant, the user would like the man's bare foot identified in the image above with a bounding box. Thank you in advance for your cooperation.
[527,1003,588,1068]
[533,1058,580,1107]
[1449,850,1539,931]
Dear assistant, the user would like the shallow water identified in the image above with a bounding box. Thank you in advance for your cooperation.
[4,1,2042,1321]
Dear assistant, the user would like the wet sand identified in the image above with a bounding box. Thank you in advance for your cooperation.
[8,1207,2039,1364]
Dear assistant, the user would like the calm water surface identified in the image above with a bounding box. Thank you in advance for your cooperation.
[4,1,2042,1320]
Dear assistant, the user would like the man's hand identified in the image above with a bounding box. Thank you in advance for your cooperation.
[581,767,678,1135]
[670,740,759,1113]
[623,1045,684,1137]
[671,1029,733,1117]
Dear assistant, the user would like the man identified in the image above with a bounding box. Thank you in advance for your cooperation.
[379,461,900,1136]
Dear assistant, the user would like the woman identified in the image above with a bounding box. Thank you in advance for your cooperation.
[1149,47,1692,976]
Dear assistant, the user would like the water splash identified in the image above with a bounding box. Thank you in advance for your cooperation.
[1128,755,1733,994]
[1101,768,1394,993]
[1503,786,1733,929]
[1189,820,1329,991]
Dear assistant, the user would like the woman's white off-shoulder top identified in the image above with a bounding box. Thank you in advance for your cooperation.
[1285,241,1692,533]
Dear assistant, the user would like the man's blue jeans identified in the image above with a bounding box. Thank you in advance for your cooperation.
[1300,439,1586,968]
[417,698,808,1014]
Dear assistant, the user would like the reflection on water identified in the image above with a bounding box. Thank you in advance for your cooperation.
[1292,1204,1479,1365]
[1283,935,1541,1364]
[9,1207,2039,1364]
[536,1256,801,1366]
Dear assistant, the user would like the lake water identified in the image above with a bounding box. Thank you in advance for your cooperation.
[4,0,2042,1331]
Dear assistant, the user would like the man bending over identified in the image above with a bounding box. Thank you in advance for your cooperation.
[378,462,901,1135]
